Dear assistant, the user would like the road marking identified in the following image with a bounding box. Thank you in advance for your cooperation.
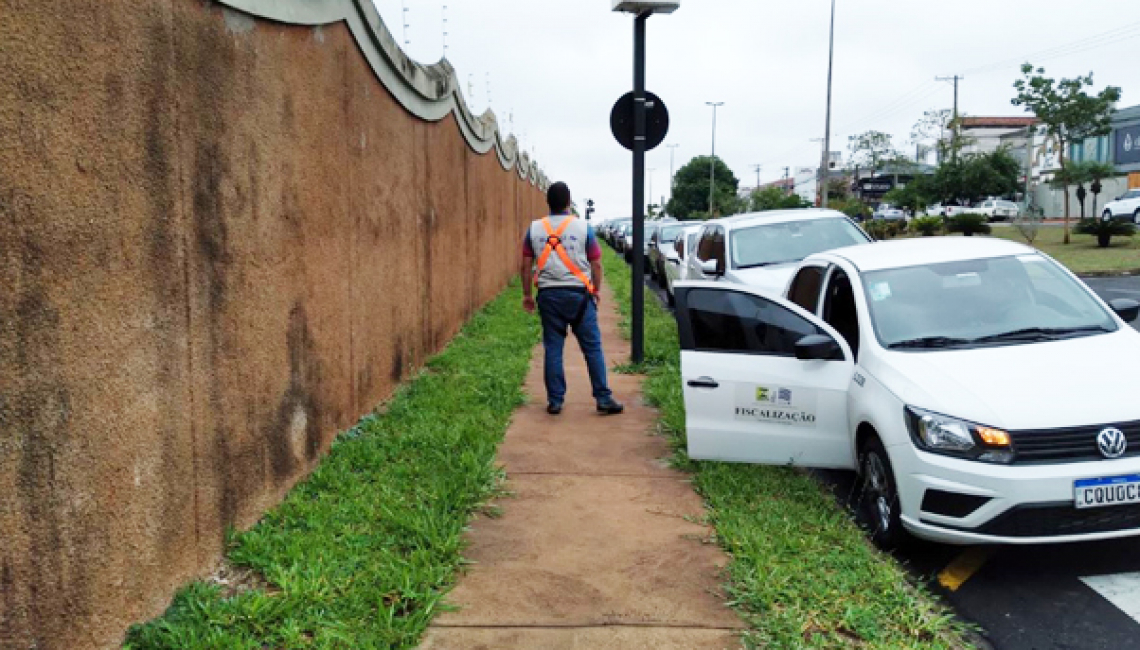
[1080,572,1140,624]
[937,547,995,592]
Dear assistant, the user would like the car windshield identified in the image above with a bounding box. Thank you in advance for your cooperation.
[660,225,686,243]
[997,200,1017,208]
[863,254,1117,350]
[730,217,870,269]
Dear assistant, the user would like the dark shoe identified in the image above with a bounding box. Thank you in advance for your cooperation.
[547,402,563,415]
[596,398,624,415]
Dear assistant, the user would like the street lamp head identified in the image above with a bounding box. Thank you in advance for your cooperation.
[706,101,724,107]
[612,0,679,14]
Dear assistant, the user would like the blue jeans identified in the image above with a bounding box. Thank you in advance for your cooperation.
[536,288,612,405]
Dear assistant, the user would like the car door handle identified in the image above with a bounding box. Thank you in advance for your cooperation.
[687,377,719,389]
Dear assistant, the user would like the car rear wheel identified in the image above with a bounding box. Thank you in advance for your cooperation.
[1104,209,1114,221]
[857,435,907,550]
[1134,209,1140,225]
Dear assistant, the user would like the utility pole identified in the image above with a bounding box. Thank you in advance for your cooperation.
[648,168,656,212]
[783,166,791,194]
[820,0,836,208]
[936,75,963,160]
[706,102,724,216]
[1024,126,1034,213]
[442,4,448,56]
[751,164,762,190]
[401,1,410,47]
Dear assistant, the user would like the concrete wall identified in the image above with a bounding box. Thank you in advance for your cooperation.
[0,1,545,647]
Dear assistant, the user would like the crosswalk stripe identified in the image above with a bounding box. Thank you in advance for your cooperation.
[1080,572,1140,624]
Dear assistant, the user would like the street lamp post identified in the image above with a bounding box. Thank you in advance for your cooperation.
[647,168,656,214]
[820,0,835,208]
[613,0,679,364]
[666,143,679,203]
[706,101,724,216]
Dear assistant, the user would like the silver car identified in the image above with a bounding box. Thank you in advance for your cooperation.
[686,209,873,296]
[663,223,705,306]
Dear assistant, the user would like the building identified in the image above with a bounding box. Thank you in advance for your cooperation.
[955,116,1038,159]
[1032,104,1140,217]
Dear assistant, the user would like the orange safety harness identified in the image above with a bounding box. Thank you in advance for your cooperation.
[533,216,596,295]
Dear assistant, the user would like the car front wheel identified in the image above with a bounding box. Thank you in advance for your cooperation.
[1104,209,1114,221]
[1134,209,1140,225]
[857,435,907,550]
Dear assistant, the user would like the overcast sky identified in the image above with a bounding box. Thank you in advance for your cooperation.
[371,0,1139,218]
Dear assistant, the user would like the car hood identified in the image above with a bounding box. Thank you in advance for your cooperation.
[867,329,1140,430]
[723,264,797,296]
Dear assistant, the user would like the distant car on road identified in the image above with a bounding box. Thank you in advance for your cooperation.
[685,209,872,296]
[923,203,972,218]
[973,199,1021,221]
[872,203,907,221]
[663,223,705,306]
[1102,189,1140,223]
[674,236,1140,548]
[648,222,688,283]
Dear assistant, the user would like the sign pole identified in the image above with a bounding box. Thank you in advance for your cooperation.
[631,12,647,364]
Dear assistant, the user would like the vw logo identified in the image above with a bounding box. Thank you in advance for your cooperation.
[1097,428,1128,459]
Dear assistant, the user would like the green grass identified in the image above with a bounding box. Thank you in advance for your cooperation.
[603,248,975,649]
[125,282,539,649]
[988,225,1140,275]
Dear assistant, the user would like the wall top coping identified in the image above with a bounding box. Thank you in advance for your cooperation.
[215,0,547,188]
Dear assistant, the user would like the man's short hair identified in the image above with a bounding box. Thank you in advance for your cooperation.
[547,182,571,213]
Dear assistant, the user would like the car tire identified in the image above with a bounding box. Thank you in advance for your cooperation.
[856,435,907,551]
[1134,209,1140,225]
[1104,209,1114,221]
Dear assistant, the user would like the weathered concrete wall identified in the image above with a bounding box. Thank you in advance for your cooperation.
[0,1,545,647]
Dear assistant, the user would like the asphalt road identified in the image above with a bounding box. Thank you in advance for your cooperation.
[621,247,1140,650]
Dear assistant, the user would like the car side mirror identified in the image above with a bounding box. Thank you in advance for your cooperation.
[1110,298,1140,323]
[795,334,843,361]
[699,258,723,276]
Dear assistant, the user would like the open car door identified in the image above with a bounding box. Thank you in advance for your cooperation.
[674,281,856,469]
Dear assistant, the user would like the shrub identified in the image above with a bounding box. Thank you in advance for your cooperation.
[1074,216,1137,248]
[909,216,943,236]
[830,198,872,221]
[946,213,991,236]
[1012,210,1043,245]
[863,219,893,240]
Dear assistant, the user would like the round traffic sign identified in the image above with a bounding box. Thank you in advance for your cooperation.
[610,91,669,151]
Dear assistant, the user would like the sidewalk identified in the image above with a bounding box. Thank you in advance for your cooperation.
[419,285,744,649]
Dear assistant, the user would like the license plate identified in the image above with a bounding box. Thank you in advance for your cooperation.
[1074,474,1140,509]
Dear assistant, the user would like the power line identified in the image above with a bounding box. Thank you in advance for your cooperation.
[961,20,1140,76]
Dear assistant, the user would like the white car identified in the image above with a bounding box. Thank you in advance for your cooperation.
[686,209,872,296]
[973,199,1021,221]
[663,223,705,306]
[674,236,1140,547]
[923,203,971,218]
[872,203,907,221]
[1102,188,1140,223]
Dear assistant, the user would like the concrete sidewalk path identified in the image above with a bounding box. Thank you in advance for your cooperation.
[420,285,744,650]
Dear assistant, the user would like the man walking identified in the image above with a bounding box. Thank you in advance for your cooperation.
[521,182,623,416]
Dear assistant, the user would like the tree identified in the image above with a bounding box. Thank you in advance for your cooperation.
[749,186,811,212]
[926,149,1021,206]
[847,130,897,172]
[910,109,953,162]
[1012,63,1122,243]
[666,155,740,219]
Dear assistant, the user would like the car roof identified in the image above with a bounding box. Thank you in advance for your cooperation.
[703,208,852,229]
[818,236,1036,272]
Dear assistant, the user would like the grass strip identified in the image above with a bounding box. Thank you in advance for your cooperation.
[604,248,974,649]
[987,226,1139,275]
[125,282,539,649]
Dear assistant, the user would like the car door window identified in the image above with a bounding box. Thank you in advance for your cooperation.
[682,287,827,356]
[822,269,861,359]
[788,266,826,314]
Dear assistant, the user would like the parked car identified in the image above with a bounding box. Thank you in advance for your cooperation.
[973,199,1021,221]
[674,236,1140,547]
[923,203,971,218]
[1102,188,1140,223]
[649,222,688,282]
[686,209,872,296]
[663,223,705,306]
[604,218,630,247]
[872,203,907,221]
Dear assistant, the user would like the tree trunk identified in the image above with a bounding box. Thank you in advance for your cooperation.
[1060,146,1071,244]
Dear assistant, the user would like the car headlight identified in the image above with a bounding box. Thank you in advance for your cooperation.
[904,406,1013,464]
